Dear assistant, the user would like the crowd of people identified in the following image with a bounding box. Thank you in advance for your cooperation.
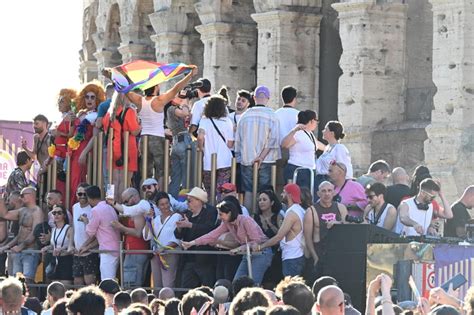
[1,65,474,314]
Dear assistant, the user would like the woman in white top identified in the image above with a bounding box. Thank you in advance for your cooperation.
[198,95,234,202]
[41,205,74,284]
[315,120,353,189]
[143,192,181,291]
[282,110,319,190]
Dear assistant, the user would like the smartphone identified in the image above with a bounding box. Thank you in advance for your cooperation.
[408,275,421,301]
[440,273,467,292]
[106,184,115,199]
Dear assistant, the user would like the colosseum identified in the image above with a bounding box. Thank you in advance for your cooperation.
[80,0,474,200]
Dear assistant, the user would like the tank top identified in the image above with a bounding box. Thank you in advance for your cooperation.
[314,201,341,256]
[52,224,70,249]
[366,203,393,231]
[398,197,433,236]
[139,97,164,137]
[280,204,305,260]
[124,217,149,252]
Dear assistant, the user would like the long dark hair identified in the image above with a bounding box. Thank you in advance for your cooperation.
[256,190,282,216]
[410,165,431,196]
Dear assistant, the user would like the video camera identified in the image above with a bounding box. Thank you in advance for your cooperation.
[179,81,203,99]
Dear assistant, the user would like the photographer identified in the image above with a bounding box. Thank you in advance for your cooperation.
[167,94,192,197]
[189,78,212,136]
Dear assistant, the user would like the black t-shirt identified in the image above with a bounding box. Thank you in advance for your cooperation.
[444,202,471,237]
[386,184,411,208]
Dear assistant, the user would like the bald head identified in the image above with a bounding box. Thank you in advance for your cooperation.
[461,185,474,208]
[121,188,140,206]
[316,286,345,315]
[391,167,409,185]
[158,287,175,301]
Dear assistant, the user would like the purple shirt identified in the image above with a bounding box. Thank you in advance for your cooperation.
[194,215,268,246]
[335,180,368,214]
[86,201,121,256]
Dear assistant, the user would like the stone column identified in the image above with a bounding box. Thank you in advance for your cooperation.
[149,1,203,72]
[424,0,474,200]
[194,0,257,96]
[79,60,98,84]
[251,3,322,110]
[118,43,154,63]
[332,0,408,175]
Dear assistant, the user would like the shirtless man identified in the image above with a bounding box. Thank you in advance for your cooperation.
[304,181,348,273]
[0,187,44,283]
[0,191,23,276]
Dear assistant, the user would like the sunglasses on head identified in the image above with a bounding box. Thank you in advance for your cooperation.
[142,185,154,191]
[51,211,64,216]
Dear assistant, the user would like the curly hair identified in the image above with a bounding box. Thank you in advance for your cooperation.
[75,81,106,112]
[58,88,77,110]
[204,95,227,119]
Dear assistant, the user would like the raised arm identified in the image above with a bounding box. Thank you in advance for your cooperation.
[0,199,20,221]
[281,125,304,149]
[156,67,197,108]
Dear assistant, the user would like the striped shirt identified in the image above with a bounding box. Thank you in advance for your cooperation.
[235,106,281,166]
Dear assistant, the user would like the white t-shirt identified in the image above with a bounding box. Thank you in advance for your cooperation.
[123,199,160,217]
[316,143,353,178]
[72,203,92,249]
[229,112,243,127]
[275,107,299,144]
[199,117,234,171]
[288,130,316,169]
[190,96,211,127]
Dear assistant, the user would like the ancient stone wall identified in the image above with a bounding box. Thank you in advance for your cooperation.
[80,0,473,200]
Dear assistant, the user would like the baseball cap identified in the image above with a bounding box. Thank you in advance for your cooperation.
[195,78,211,91]
[218,183,237,193]
[99,278,121,295]
[254,86,270,99]
[142,178,158,186]
[284,183,301,204]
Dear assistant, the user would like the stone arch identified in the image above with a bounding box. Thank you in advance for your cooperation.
[82,2,98,62]
[104,2,123,65]
[134,0,154,45]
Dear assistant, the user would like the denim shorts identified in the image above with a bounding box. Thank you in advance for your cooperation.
[12,252,40,280]
[241,163,272,192]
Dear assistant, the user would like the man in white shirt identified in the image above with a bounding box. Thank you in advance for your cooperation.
[398,178,452,236]
[229,90,252,131]
[41,282,65,315]
[189,78,212,136]
[275,86,300,190]
[72,183,99,286]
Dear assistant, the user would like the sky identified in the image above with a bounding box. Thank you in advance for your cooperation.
[0,1,83,124]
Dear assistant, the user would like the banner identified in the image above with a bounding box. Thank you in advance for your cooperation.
[434,244,474,298]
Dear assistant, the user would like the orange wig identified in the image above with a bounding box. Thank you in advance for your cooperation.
[58,88,77,110]
[75,81,106,112]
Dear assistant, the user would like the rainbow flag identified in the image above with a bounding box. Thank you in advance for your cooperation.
[111,60,194,93]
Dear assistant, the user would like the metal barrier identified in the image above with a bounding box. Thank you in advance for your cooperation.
[163,139,170,193]
[195,148,203,188]
[252,163,259,213]
[185,145,192,190]
[123,131,130,188]
[51,158,57,190]
[97,132,104,192]
[210,153,217,205]
[231,157,237,185]
[92,135,98,185]
[141,135,148,190]
[65,154,71,209]
[292,167,315,199]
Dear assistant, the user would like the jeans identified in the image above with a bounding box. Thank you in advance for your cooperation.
[241,163,272,192]
[123,254,150,288]
[234,248,273,285]
[282,255,305,277]
[146,135,165,179]
[284,164,315,193]
[169,133,192,197]
[12,252,40,280]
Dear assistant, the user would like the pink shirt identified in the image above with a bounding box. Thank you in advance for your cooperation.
[335,180,368,213]
[86,201,121,256]
[194,215,268,246]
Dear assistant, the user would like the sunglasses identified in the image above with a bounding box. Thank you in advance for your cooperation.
[51,211,64,216]
[77,192,87,197]
[142,185,154,191]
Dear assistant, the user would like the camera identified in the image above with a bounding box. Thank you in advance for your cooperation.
[345,215,364,224]
[179,81,203,99]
